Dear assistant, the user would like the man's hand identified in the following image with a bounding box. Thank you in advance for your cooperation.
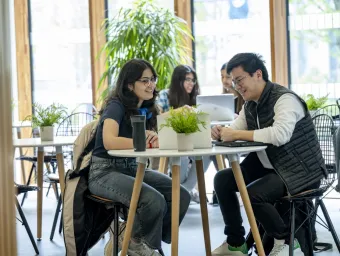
[220,127,236,142]
[211,125,222,140]
[146,130,158,148]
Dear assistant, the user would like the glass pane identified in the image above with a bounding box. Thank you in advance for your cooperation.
[29,0,92,113]
[288,0,340,100]
[193,0,271,95]
[108,0,174,20]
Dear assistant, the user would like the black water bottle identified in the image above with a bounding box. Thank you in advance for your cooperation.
[131,115,146,152]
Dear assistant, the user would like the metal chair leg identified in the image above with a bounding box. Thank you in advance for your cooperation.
[113,205,120,256]
[305,201,314,256]
[50,196,62,240]
[21,164,36,206]
[319,199,340,252]
[15,197,39,254]
[58,211,63,234]
[158,248,165,256]
[289,202,295,256]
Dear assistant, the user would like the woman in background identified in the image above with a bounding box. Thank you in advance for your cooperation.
[157,65,210,203]
[210,63,245,205]
[221,62,244,114]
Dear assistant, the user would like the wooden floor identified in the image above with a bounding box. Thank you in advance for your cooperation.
[16,166,340,256]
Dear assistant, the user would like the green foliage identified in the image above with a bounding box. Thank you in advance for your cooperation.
[98,0,193,102]
[303,94,329,110]
[159,107,207,134]
[24,103,67,127]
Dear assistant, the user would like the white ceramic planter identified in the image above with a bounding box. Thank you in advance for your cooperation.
[177,133,193,151]
[40,126,54,141]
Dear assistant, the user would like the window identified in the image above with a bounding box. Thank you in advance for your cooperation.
[29,0,92,112]
[193,0,271,95]
[288,0,340,99]
[108,0,174,20]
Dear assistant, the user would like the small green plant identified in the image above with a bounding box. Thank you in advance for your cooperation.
[159,107,207,135]
[24,103,67,128]
[303,94,329,110]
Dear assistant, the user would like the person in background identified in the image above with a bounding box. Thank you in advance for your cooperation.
[88,59,191,256]
[211,53,325,256]
[210,63,246,205]
[157,64,210,203]
[221,62,245,114]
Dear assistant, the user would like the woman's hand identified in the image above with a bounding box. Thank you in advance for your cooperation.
[146,130,159,148]
[211,125,222,140]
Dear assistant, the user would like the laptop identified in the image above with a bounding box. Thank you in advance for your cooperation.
[157,113,212,150]
[196,94,235,121]
[213,140,269,147]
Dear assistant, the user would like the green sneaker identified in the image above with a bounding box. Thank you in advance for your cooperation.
[212,241,248,255]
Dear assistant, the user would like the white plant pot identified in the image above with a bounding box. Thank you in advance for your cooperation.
[40,126,54,141]
[177,133,193,151]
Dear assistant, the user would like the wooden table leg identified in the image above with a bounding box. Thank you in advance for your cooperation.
[159,157,169,175]
[229,154,265,256]
[121,158,147,256]
[195,157,212,256]
[55,146,66,198]
[171,157,181,256]
[37,147,44,240]
[215,154,226,171]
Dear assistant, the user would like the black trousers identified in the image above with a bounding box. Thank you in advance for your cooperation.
[214,153,289,246]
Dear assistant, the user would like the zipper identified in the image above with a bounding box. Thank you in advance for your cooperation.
[248,102,291,196]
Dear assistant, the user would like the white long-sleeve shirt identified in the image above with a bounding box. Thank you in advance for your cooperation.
[230,93,306,169]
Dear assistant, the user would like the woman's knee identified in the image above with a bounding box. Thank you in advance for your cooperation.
[214,168,234,192]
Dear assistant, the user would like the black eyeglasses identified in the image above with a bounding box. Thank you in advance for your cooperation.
[137,76,158,87]
[232,76,248,87]
[184,78,197,85]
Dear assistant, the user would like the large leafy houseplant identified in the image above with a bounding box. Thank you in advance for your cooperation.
[24,103,67,141]
[99,0,193,101]
[160,107,207,151]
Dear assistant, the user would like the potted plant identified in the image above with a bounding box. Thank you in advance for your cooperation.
[303,94,328,117]
[24,103,67,141]
[98,0,193,102]
[159,107,207,151]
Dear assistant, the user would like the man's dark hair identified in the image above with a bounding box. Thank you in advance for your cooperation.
[226,53,269,82]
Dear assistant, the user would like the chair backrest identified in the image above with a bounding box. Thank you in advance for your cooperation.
[314,104,340,126]
[56,112,95,137]
[71,103,98,116]
[312,114,337,187]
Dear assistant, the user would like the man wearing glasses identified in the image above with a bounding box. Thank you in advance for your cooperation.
[211,53,326,256]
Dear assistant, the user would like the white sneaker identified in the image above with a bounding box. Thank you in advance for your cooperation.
[105,221,161,256]
[190,188,200,204]
[269,239,303,256]
[212,241,248,256]
[128,241,162,256]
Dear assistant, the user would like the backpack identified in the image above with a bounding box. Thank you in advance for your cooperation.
[62,119,116,255]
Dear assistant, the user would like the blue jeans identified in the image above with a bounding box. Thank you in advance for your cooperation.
[88,156,191,249]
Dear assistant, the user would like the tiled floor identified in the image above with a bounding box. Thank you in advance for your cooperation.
[16,165,340,255]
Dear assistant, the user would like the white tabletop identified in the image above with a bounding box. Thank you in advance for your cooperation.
[13,136,76,148]
[210,121,233,126]
[108,145,267,158]
[12,121,32,128]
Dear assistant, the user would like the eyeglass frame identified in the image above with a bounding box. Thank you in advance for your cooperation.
[137,76,158,87]
[184,77,197,85]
